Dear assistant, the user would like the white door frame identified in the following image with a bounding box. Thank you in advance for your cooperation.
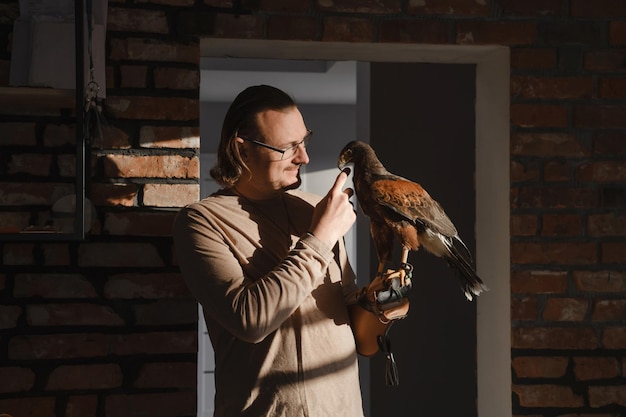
[199,39,511,417]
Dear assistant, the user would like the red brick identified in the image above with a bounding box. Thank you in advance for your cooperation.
[0,122,36,146]
[8,334,110,360]
[2,243,35,265]
[456,21,537,45]
[511,76,593,100]
[105,392,196,417]
[511,270,568,294]
[78,242,165,267]
[322,17,374,42]
[609,21,626,45]
[588,385,626,407]
[210,13,265,39]
[317,0,400,13]
[256,0,309,12]
[134,362,196,388]
[92,124,132,149]
[584,49,626,72]
[542,298,588,321]
[544,160,571,182]
[109,38,199,63]
[0,212,30,232]
[0,397,55,417]
[139,125,200,149]
[143,183,199,207]
[574,271,626,293]
[575,105,626,129]
[378,19,449,43]
[599,77,626,98]
[602,242,626,262]
[0,366,35,392]
[90,183,139,207]
[0,306,22,329]
[577,161,626,182]
[499,0,562,16]
[510,160,541,182]
[539,21,603,45]
[511,104,568,128]
[46,364,123,390]
[138,0,194,5]
[602,327,626,349]
[14,273,97,298]
[108,7,169,33]
[511,297,538,320]
[267,15,319,41]
[103,211,179,236]
[511,214,538,236]
[510,47,557,70]
[0,182,74,206]
[511,132,590,157]
[512,186,597,209]
[102,154,199,179]
[594,132,626,156]
[592,299,626,321]
[106,96,199,121]
[571,0,626,18]
[8,153,52,176]
[57,154,76,177]
[512,356,568,378]
[542,213,581,236]
[512,327,597,349]
[43,124,76,147]
[66,395,98,417]
[27,304,125,326]
[120,65,148,88]
[588,213,626,236]
[42,243,71,266]
[574,357,619,380]
[513,384,585,407]
[113,331,197,355]
[104,273,189,299]
[154,67,200,90]
[511,242,597,265]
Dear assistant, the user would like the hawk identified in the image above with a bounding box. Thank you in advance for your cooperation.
[338,140,487,301]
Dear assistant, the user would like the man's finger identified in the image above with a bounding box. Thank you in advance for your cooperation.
[331,167,350,192]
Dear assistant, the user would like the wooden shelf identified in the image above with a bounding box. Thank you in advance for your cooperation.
[0,86,76,115]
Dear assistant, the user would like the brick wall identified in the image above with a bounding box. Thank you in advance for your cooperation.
[1,0,625,416]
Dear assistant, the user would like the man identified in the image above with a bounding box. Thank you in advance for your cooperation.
[173,85,405,417]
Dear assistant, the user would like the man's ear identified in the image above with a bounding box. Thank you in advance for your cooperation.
[235,136,247,157]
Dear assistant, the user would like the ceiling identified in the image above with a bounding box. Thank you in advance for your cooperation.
[199,58,357,104]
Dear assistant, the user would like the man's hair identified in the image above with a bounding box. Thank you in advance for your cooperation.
[210,85,297,188]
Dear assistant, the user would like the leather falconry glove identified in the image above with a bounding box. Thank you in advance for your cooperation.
[357,265,412,323]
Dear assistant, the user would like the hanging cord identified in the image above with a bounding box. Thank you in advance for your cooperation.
[83,0,105,142]
[377,321,400,386]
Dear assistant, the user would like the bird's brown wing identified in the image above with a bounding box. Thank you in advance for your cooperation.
[369,176,458,237]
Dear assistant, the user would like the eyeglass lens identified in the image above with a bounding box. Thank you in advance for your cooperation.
[282,132,312,160]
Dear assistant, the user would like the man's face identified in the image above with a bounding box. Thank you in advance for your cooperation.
[237,107,310,198]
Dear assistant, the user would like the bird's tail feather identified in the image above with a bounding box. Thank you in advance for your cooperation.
[446,244,488,301]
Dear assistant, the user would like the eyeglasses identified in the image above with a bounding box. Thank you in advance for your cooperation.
[238,129,313,160]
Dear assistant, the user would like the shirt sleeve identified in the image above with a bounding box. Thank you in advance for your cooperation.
[173,205,337,344]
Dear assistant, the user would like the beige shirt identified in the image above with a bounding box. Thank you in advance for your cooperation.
[173,188,364,417]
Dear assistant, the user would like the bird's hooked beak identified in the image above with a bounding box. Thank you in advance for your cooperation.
[337,147,354,171]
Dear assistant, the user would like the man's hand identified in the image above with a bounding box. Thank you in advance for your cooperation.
[308,168,357,248]
[358,267,412,323]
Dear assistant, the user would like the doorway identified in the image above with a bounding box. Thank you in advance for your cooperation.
[197,39,510,417]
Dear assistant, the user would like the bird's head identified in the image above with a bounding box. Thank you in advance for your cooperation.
[337,140,374,171]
